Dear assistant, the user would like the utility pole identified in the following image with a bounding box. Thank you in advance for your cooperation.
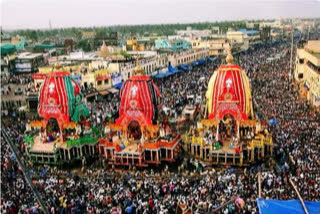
[258,171,262,198]
[289,178,309,214]
[289,20,294,82]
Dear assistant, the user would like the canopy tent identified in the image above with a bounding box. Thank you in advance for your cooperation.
[154,65,180,79]
[168,65,180,74]
[178,64,190,71]
[191,61,199,66]
[257,199,320,214]
[154,72,170,79]
[34,44,56,50]
[206,57,214,62]
[1,44,16,56]
[197,59,206,65]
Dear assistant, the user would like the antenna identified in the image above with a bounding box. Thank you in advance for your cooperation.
[49,20,52,30]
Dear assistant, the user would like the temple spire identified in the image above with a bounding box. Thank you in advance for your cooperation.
[225,43,234,64]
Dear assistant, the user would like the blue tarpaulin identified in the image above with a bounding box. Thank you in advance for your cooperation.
[168,65,180,74]
[114,82,122,89]
[155,65,179,78]
[178,64,189,71]
[206,57,213,62]
[191,61,199,66]
[257,199,320,214]
[197,59,206,65]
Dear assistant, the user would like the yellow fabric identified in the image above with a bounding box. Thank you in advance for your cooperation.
[205,67,254,119]
[206,71,218,115]
[239,69,254,118]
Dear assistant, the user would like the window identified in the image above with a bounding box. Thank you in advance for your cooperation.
[298,73,303,79]
[104,79,109,84]
[97,81,102,86]
[299,59,304,64]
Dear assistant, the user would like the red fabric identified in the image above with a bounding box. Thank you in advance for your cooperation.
[208,65,249,121]
[115,145,122,152]
[148,199,154,209]
[38,73,69,124]
[38,71,80,125]
[117,75,159,126]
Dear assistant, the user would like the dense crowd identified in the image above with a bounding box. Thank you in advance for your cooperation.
[1,38,320,213]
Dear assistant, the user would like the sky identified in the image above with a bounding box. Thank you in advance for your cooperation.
[1,0,320,30]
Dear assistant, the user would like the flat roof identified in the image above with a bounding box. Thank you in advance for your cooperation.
[17,52,43,59]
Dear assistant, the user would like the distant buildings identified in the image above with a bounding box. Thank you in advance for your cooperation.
[294,40,320,109]
[155,38,191,52]
[15,52,45,73]
[81,31,96,39]
[176,27,211,39]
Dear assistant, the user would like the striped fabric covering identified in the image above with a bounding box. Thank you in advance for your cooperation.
[38,72,80,125]
[206,64,253,121]
[116,75,159,126]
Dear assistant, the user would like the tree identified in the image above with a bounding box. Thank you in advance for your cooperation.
[28,30,38,42]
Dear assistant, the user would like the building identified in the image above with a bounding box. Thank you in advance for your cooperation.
[155,39,191,52]
[294,40,320,109]
[168,48,208,67]
[15,52,45,73]
[176,27,211,39]
[238,29,261,45]
[126,39,153,51]
[126,39,145,51]
[81,31,96,39]
[226,31,251,52]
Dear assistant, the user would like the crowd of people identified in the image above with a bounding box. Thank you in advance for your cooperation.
[1,38,320,213]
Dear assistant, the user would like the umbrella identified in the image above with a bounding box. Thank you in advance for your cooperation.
[268,119,278,125]
[235,197,245,208]
[125,206,133,214]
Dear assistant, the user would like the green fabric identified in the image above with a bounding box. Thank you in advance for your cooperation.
[71,103,90,122]
[24,135,34,149]
[66,136,99,147]
[1,44,16,55]
[64,76,75,117]
[34,44,55,50]
[214,142,221,150]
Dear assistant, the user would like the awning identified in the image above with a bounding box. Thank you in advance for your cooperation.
[154,72,169,78]
[191,61,199,66]
[1,44,16,55]
[178,64,189,71]
[168,65,179,74]
[257,199,320,214]
[155,65,180,79]
[114,82,122,89]
[197,59,206,65]
[206,57,213,62]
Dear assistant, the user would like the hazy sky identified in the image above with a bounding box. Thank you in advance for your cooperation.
[1,0,320,30]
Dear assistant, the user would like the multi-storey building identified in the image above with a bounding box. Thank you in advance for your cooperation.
[294,40,320,109]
